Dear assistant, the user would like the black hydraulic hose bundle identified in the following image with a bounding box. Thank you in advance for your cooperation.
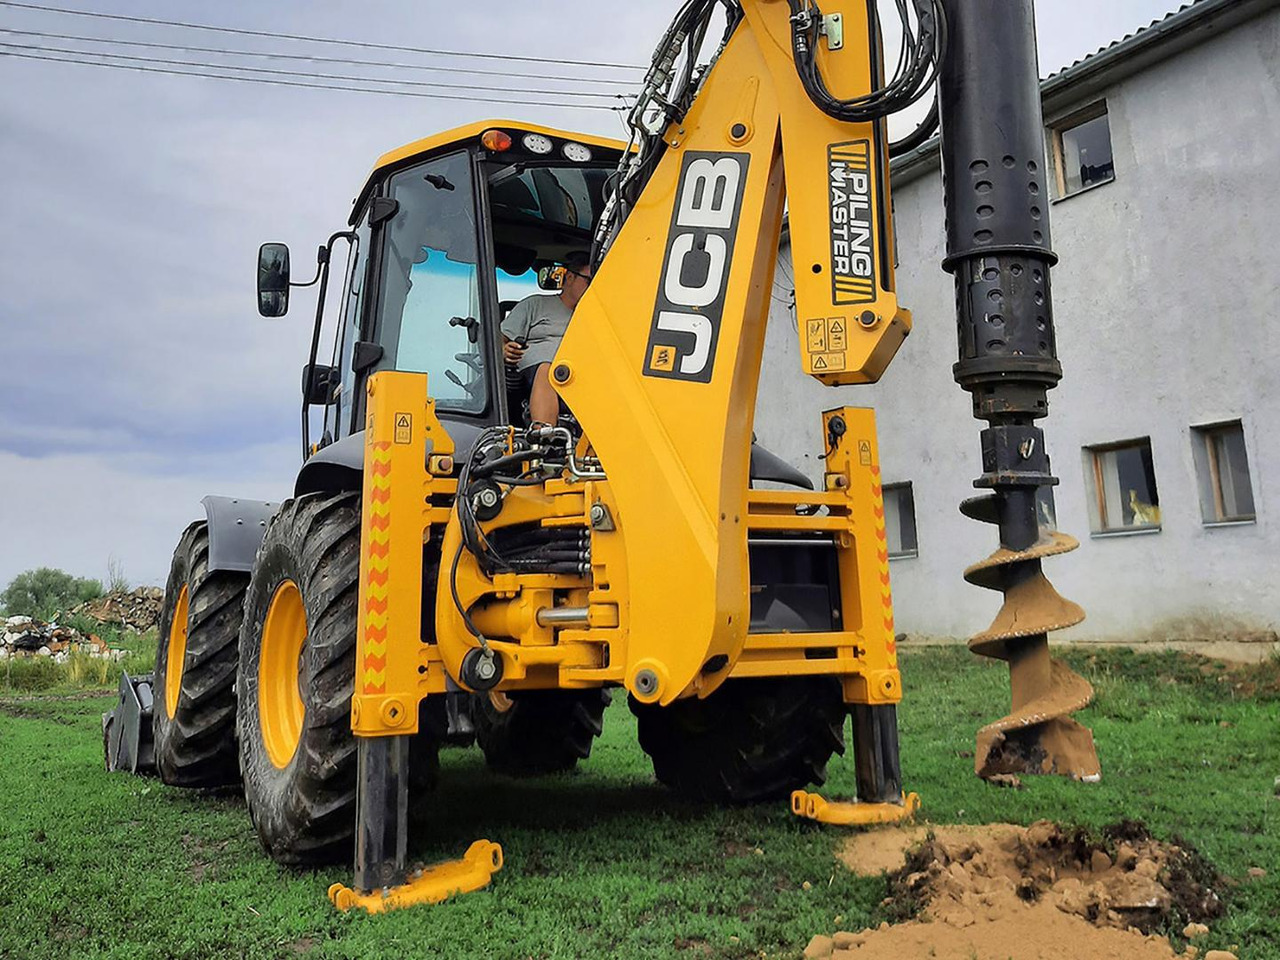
[786,0,945,123]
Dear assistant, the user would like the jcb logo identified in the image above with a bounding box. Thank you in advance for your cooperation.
[643,152,749,382]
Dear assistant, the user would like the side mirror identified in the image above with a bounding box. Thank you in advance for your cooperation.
[258,242,291,317]
[302,363,337,406]
[537,264,565,291]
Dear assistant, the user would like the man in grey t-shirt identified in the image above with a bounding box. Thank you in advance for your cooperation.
[501,251,592,424]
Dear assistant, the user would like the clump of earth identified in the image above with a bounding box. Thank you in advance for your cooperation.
[805,820,1228,960]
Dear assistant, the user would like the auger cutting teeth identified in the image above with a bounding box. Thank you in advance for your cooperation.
[961,501,1099,781]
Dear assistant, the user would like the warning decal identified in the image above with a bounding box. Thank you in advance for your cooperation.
[394,413,412,444]
[804,317,850,374]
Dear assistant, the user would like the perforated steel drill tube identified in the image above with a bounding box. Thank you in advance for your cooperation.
[936,0,1099,779]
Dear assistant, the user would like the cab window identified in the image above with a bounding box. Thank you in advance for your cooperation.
[375,151,487,414]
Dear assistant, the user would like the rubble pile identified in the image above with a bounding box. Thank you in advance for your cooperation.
[69,586,163,632]
[1,615,127,664]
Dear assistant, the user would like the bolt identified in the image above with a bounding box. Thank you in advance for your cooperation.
[475,655,497,681]
[858,310,879,328]
[635,668,658,696]
[589,503,607,525]
[730,122,747,139]
[478,488,498,508]
[553,364,571,383]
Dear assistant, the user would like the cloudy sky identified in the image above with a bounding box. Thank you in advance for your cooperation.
[0,0,1186,589]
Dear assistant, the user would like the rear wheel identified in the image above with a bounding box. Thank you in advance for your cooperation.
[153,521,247,787]
[474,688,610,776]
[630,677,845,802]
[237,492,440,865]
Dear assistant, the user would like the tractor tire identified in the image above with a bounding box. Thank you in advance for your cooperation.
[236,492,441,865]
[630,677,846,803]
[474,688,610,776]
[153,521,247,787]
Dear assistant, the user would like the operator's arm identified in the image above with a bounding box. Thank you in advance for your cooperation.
[501,299,532,365]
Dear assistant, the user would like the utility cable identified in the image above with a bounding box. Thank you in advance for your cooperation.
[0,1,647,70]
[0,49,630,111]
[0,39,631,100]
[0,27,643,86]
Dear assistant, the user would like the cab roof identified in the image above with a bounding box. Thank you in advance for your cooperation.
[350,119,628,223]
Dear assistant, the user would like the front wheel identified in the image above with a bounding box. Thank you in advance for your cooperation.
[630,677,846,803]
[153,521,247,787]
[474,689,610,776]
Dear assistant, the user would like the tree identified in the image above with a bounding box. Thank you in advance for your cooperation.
[0,568,104,620]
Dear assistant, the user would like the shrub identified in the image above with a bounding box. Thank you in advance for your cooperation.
[0,568,104,620]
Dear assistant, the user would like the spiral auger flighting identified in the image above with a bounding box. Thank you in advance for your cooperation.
[935,0,1100,781]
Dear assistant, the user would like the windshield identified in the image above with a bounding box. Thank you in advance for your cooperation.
[488,163,611,232]
[374,150,488,414]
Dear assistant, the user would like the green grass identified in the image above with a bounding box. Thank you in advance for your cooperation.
[0,647,1276,960]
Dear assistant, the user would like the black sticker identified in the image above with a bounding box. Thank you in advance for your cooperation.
[643,151,750,382]
[828,140,876,305]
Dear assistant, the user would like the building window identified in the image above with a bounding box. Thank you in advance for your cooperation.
[883,482,918,559]
[1084,439,1161,533]
[1051,102,1115,198]
[1191,421,1256,524]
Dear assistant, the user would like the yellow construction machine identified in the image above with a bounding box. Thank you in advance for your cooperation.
[110,0,1101,911]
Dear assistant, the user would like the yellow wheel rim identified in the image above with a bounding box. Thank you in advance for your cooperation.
[260,579,307,769]
[164,583,190,718]
[488,691,514,714]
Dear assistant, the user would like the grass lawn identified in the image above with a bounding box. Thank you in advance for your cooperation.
[0,646,1276,960]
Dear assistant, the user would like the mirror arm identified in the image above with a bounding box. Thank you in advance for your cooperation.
[292,230,354,288]
[301,230,357,461]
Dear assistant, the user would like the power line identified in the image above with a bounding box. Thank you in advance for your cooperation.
[0,27,641,87]
[0,39,634,100]
[0,1,647,71]
[0,49,630,111]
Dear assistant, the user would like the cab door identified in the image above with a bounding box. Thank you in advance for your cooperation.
[364,149,497,430]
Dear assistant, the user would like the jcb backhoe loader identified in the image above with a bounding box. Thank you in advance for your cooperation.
[109,0,1100,911]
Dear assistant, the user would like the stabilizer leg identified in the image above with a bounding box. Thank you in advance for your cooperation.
[328,370,503,913]
[353,735,410,893]
[792,705,920,827]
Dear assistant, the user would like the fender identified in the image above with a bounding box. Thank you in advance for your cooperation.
[201,495,280,574]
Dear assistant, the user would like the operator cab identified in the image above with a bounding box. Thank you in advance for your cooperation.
[256,120,626,461]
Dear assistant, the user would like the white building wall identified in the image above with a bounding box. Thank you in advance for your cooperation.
[755,10,1280,640]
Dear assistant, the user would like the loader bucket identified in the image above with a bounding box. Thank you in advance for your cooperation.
[102,671,156,775]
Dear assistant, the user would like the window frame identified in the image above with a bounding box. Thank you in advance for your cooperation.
[1048,100,1115,202]
[1082,437,1161,536]
[882,480,919,560]
[1191,419,1257,526]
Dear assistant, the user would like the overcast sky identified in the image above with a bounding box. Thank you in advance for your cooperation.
[0,0,1186,590]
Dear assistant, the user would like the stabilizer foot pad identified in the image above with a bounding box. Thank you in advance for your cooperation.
[328,840,504,914]
[790,790,921,826]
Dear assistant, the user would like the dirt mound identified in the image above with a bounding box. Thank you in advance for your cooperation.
[808,820,1225,960]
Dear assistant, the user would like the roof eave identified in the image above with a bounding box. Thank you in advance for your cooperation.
[889,0,1280,190]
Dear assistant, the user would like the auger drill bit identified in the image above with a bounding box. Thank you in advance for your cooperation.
[935,0,1100,781]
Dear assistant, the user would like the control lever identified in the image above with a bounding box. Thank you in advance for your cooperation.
[449,315,479,344]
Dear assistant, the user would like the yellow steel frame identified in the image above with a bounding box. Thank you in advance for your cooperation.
[352,0,911,737]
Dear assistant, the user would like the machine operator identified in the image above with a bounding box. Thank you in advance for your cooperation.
[501,251,593,425]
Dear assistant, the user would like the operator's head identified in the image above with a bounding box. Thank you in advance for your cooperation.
[560,250,592,309]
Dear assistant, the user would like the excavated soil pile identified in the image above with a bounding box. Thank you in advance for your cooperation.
[805,820,1225,960]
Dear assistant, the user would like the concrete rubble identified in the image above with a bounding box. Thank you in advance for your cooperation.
[2,614,129,664]
[69,586,163,633]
